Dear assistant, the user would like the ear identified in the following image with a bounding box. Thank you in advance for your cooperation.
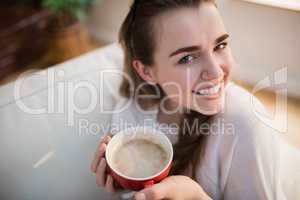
[132,60,157,85]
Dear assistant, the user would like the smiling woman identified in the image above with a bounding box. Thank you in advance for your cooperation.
[90,0,300,199]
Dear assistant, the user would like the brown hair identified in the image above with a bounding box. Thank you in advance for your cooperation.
[118,0,215,180]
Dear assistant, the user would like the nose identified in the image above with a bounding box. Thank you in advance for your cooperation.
[200,54,224,81]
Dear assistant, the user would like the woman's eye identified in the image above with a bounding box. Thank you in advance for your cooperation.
[178,55,195,65]
[214,42,228,51]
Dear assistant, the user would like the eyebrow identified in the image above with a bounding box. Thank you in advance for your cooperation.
[169,33,230,57]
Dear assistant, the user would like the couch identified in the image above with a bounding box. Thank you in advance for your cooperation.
[0,43,124,199]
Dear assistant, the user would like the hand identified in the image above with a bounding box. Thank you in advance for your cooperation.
[90,133,124,195]
[133,175,212,200]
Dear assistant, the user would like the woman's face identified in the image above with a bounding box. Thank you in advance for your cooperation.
[137,3,235,115]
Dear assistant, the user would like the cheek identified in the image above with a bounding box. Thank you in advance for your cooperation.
[157,68,199,102]
[221,63,231,79]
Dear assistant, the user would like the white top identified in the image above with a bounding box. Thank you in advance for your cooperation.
[109,82,300,200]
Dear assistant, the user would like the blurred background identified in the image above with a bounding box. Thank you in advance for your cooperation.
[1,0,299,147]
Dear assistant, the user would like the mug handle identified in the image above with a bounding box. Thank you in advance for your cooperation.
[143,180,155,188]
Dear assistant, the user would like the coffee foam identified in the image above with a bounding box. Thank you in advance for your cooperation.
[111,138,169,179]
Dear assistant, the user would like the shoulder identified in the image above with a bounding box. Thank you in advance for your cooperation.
[223,82,267,120]
[216,82,281,160]
[198,83,283,196]
[214,83,288,198]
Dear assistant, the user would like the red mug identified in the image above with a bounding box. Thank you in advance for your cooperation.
[105,126,173,191]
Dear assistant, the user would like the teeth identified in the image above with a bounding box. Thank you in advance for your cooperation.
[195,82,222,96]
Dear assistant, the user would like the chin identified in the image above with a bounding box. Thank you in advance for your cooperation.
[195,106,220,115]
[192,97,225,115]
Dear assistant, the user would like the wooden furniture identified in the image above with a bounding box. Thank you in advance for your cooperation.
[0,6,51,81]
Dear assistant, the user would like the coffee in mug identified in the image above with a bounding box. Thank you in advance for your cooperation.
[111,138,169,178]
[105,127,173,190]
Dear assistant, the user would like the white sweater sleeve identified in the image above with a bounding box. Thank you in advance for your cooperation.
[222,120,300,200]
[220,85,300,200]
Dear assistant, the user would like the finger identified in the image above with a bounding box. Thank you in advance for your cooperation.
[96,158,107,187]
[96,134,113,156]
[100,133,113,146]
[97,134,112,154]
[91,143,106,173]
[105,175,116,194]
[106,132,113,138]
[91,134,113,173]
[134,192,146,200]
[134,182,170,200]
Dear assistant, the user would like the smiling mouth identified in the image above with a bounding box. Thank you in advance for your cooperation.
[192,80,224,97]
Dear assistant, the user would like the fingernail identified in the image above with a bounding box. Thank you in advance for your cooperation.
[134,192,146,200]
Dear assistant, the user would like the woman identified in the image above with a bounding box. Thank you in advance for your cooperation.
[91,0,300,199]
